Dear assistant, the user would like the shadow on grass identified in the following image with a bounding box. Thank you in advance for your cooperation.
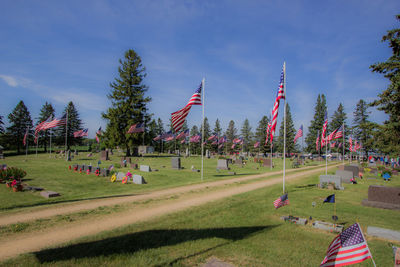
[212,173,253,177]
[34,225,278,263]
[293,184,316,190]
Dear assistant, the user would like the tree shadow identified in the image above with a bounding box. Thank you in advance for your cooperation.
[34,225,278,263]
[212,173,253,177]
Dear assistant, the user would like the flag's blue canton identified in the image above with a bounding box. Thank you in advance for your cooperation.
[341,224,364,247]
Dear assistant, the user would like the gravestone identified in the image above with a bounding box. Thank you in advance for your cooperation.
[100,168,110,177]
[130,163,138,169]
[362,185,400,210]
[40,191,61,198]
[84,165,92,172]
[263,159,273,167]
[116,172,125,181]
[337,165,345,171]
[171,157,181,170]
[312,221,344,233]
[370,168,378,174]
[140,165,151,172]
[335,170,353,184]
[185,148,189,157]
[132,174,146,184]
[368,162,377,167]
[319,175,344,190]
[206,149,210,159]
[80,164,86,171]
[100,150,109,161]
[235,158,243,166]
[216,159,230,170]
[344,165,359,178]
[66,150,71,161]
[87,152,93,157]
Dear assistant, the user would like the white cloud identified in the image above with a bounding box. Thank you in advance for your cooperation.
[0,75,18,87]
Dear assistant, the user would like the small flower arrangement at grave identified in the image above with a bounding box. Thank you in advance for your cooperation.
[110,174,116,182]
[11,179,22,192]
[79,168,82,174]
[68,165,71,170]
[73,165,78,172]
[86,169,90,175]
[0,167,26,183]
[95,169,100,176]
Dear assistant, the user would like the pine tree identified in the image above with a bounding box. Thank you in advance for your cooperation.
[37,102,55,152]
[153,118,164,152]
[353,99,374,157]
[276,103,297,154]
[56,102,82,150]
[329,103,348,133]
[255,115,269,153]
[370,15,400,154]
[213,119,222,136]
[102,49,151,156]
[305,94,327,153]
[225,120,237,142]
[6,101,33,154]
[241,118,252,152]
[199,117,211,140]
[0,115,4,134]
[190,125,200,154]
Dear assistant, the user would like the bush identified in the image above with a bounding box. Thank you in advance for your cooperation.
[0,167,27,181]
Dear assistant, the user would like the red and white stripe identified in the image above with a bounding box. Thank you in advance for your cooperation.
[270,64,285,143]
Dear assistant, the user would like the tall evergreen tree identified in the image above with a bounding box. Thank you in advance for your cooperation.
[255,115,269,153]
[199,117,211,140]
[6,101,33,153]
[305,94,327,153]
[102,49,151,156]
[190,125,200,154]
[213,119,222,136]
[225,120,237,142]
[329,103,348,133]
[276,103,297,154]
[241,118,252,152]
[353,99,374,157]
[56,102,82,150]
[37,102,55,152]
[0,115,4,134]
[370,15,400,154]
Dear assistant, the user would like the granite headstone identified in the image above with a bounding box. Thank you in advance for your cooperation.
[132,174,146,184]
[171,157,181,170]
[140,165,151,172]
[335,170,354,184]
[217,159,230,170]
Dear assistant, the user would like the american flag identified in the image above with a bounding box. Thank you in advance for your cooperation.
[176,129,189,140]
[208,134,218,141]
[212,140,218,145]
[333,125,344,139]
[254,141,260,148]
[265,122,271,144]
[321,111,328,147]
[42,114,67,130]
[73,128,88,138]
[327,128,337,142]
[127,123,144,133]
[320,223,372,267]
[330,142,336,148]
[219,136,227,144]
[348,137,353,152]
[294,125,303,144]
[270,64,285,143]
[153,135,161,141]
[180,139,186,144]
[316,130,320,151]
[231,144,236,149]
[233,138,242,144]
[165,134,176,142]
[23,127,29,146]
[171,83,202,132]
[161,131,174,141]
[218,143,224,149]
[273,193,289,209]
[190,134,201,143]
[95,127,102,143]
[355,141,361,151]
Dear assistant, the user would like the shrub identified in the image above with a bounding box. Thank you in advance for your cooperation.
[0,167,27,181]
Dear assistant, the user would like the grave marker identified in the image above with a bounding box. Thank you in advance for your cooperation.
[362,185,400,210]
[216,159,230,170]
[344,165,359,178]
[262,159,273,167]
[40,191,61,198]
[116,172,125,181]
[140,165,151,172]
[171,157,181,170]
[335,170,353,184]
[132,174,146,184]
[319,175,344,190]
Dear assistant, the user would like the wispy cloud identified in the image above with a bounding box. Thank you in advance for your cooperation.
[0,75,18,87]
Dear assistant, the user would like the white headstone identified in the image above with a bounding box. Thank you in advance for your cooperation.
[140,165,151,172]
[132,174,146,184]
[116,172,125,181]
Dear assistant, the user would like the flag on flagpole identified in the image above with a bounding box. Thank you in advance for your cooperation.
[73,128,88,138]
[42,114,67,130]
[23,127,29,146]
[330,142,336,148]
[294,125,303,144]
[270,65,285,143]
[327,128,337,142]
[218,136,227,144]
[180,139,186,144]
[320,223,373,266]
[171,83,202,132]
[153,135,161,141]
[273,193,289,209]
[208,134,218,141]
[176,129,189,140]
[127,123,144,133]
[265,122,271,144]
[333,125,344,139]
[321,111,328,147]
[349,137,353,152]
[189,134,201,143]
[95,127,102,143]
[316,130,320,151]
[323,194,335,203]
[231,144,236,149]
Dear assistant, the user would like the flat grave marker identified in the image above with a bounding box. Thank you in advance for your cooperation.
[40,191,61,199]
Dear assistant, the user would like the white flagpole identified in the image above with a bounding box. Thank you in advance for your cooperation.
[270,109,273,171]
[342,123,345,165]
[201,78,205,181]
[25,127,29,159]
[283,62,287,194]
[49,129,52,157]
[65,110,69,160]
[36,136,38,157]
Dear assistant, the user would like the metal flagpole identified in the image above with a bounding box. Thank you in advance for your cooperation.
[342,123,345,165]
[142,121,145,146]
[283,62,287,194]
[65,110,69,160]
[36,136,38,157]
[201,78,205,181]
[49,129,52,157]
[325,137,328,175]
[25,127,29,159]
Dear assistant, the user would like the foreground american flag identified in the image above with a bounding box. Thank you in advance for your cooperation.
[293,125,303,144]
[171,83,202,132]
[273,193,289,209]
[270,64,285,143]
[320,223,372,267]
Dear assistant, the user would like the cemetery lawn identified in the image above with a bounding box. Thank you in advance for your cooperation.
[0,152,321,213]
[0,167,399,266]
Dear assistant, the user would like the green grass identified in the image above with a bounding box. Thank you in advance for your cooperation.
[1,169,399,266]
[0,152,323,212]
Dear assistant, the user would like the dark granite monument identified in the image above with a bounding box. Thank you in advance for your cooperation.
[362,185,400,210]
[263,159,273,167]
[171,157,181,170]
[100,150,109,161]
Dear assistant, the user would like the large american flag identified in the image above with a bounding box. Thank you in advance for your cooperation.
[293,125,303,144]
[127,123,144,133]
[320,223,372,266]
[273,193,289,209]
[42,114,67,130]
[270,64,285,143]
[171,83,202,132]
[321,111,328,147]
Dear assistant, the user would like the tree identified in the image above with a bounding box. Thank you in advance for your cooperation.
[225,120,237,142]
[190,125,200,154]
[255,115,269,153]
[102,49,151,156]
[240,119,252,152]
[37,102,55,152]
[276,103,297,154]
[199,117,211,140]
[370,15,400,154]
[6,101,33,153]
[56,102,82,150]
[213,119,222,137]
[353,99,374,157]
[329,103,348,133]
[0,115,4,134]
[305,94,327,153]
[153,118,164,152]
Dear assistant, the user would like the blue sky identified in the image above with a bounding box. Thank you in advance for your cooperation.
[0,0,398,138]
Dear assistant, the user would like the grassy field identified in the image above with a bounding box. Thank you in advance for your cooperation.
[0,167,398,266]
[0,152,324,212]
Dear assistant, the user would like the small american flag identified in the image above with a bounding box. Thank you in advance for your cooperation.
[176,129,189,140]
[327,128,337,142]
[273,193,289,209]
[212,140,218,145]
[171,83,202,132]
[153,135,161,141]
[218,143,224,149]
[233,138,242,144]
[127,123,144,133]
[294,125,303,144]
[330,142,336,148]
[348,137,353,152]
[208,134,218,141]
[254,141,260,148]
[190,134,201,143]
[23,127,29,146]
[219,136,227,144]
[321,111,328,147]
[316,130,320,151]
[231,144,236,149]
[320,223,372,266]
[95,127,102,143]
[42,114,66,129]
[74,128,88,138]
[333,125,344,139]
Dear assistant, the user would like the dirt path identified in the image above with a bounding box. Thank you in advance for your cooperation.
[0,164,338,261]
[0,163,333,227]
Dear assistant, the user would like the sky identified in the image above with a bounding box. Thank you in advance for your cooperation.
[0,0,399,138]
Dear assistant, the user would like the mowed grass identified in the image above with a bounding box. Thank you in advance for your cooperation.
[0,152,322,212]
[1,169,399,266]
